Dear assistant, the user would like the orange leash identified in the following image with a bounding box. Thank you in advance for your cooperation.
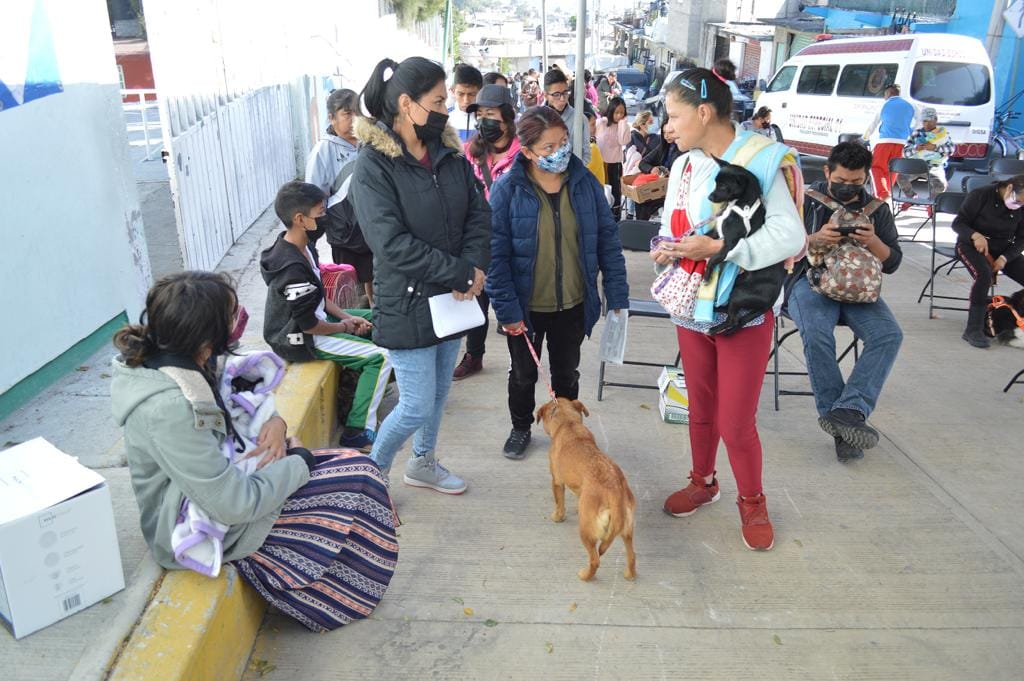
[506,325,556,402]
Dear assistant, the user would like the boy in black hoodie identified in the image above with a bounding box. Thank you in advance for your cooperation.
[260,181,392,451]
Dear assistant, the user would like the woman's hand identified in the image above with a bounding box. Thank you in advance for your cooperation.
[972,232,989,256]
[246,415,288,470]
[502,321,526,335]
[656,235,725,261]
[993,255,1007,272]
[454,268,486,301]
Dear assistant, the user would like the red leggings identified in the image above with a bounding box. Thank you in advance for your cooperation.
[675,314,773,498]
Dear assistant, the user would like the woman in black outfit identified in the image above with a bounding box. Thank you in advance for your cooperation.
[633,118,682,221]
[953,174,1024,348]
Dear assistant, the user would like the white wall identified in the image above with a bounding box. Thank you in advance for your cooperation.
[0,0,149,394]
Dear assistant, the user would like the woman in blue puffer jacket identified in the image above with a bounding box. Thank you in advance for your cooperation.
[486,105,629,460]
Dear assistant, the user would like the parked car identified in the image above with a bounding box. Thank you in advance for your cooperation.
[647,68,753,122]
[756,33,994,161]
[596,68,651,114]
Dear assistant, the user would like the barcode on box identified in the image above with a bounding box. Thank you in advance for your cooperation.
[61,594,81,612]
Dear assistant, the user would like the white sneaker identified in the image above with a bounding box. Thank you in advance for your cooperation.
[403,453,467,495]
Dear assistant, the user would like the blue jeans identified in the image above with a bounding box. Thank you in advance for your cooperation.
[370,339,462,474]
[786,277,903,418]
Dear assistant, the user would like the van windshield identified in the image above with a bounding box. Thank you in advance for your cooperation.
[911,62,990,106]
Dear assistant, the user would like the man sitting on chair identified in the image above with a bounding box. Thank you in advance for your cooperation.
[897,107,954,212]
[786,142,904,462]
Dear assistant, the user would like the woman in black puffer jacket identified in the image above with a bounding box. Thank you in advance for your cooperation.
[350,57,491,494]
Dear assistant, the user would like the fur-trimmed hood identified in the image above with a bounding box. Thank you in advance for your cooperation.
[354,116,463,159]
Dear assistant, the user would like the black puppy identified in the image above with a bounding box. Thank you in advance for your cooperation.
[703,158,785,335]
[987,288,1024,348]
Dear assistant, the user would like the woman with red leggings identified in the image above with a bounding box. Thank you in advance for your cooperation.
[650,70,805,550]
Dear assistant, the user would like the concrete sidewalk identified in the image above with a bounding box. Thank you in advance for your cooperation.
[0,207,284,681]
[243,211,1024,680]
[3,204,1024,680]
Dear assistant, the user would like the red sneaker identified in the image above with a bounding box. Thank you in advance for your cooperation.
[737,494,774,551]
[663,471,720,517]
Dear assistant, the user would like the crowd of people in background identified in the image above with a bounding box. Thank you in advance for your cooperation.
[110,52,1024,636]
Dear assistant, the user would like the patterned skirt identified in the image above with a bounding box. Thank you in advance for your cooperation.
[234,449,398,632]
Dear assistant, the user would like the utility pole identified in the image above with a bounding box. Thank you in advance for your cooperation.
[541,0,548,71]
[573,0,587,159]
[442,0,453,68]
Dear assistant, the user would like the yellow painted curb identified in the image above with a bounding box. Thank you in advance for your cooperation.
[107,360,338,681]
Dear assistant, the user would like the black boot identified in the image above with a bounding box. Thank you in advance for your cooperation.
[962,305,991,348]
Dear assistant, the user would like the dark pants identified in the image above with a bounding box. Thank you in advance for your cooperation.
[464,292,491,357]
[957,240,1024,306]
[331,246,374,284]
[605,162,623,218]
[635,198,664,221]
[507,305,585,430]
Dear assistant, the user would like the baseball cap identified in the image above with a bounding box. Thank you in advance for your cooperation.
[466,84,514,113]
[921,107,938,121]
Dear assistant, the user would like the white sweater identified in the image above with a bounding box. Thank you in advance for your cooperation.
[658,149,805,270]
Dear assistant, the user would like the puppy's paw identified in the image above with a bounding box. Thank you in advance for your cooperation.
[550,511,566,523]
[577,568,596,581]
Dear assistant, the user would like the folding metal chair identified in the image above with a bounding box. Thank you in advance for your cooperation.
[917,192,969,318]
[769,311,858,411]
[596,299,680,401]
[1004,369,1024,392]
[962,174,995,194]
[889,157,936,241]
[991,158,1024,178]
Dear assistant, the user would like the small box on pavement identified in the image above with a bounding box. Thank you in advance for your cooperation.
[621,174,669,203]
[657,366,689,424]
[0,438,125,639]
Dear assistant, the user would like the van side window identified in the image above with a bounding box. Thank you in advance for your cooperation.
[767,66,797,93]
[911,62,991,106]
[796,65,839,96]
[837,64,899,98]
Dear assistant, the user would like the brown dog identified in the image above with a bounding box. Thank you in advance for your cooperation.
[536,398,637,581]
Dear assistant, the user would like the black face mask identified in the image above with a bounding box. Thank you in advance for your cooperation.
[477,117,504,143]
[413,102,449,143]
[829,182,863,203]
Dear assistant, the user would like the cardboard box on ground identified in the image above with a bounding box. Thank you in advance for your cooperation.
[0,438,124,639]
[621,174,668,203]
[658,366,688,424]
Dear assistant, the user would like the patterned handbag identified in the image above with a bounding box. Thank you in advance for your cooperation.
[652,259,706,319]
[806,238,883,303]
[650,160,713,319]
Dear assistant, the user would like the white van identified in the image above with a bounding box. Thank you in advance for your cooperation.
[757,33,994,162]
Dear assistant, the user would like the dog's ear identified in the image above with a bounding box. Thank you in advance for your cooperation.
[536,401,555,423]
[571,400,590,417]
[712,156,728,168]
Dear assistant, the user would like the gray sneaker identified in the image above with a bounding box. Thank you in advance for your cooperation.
[403,453,467,495]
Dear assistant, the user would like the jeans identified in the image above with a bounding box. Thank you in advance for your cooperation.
[370,338,462,473]
[895,164,947,199]
[507,305,585,431]
[787,277,903,419]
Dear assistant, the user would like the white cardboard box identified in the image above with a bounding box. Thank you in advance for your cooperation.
[657,366,689,424]
[0,438,125,639]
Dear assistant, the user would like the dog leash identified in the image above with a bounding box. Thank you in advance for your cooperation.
[506,325,556,402]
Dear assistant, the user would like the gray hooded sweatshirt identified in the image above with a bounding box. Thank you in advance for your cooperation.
[110,357,309,569]
[305,130,359,207]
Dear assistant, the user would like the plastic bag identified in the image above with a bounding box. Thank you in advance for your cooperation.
[599,309,629,365]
